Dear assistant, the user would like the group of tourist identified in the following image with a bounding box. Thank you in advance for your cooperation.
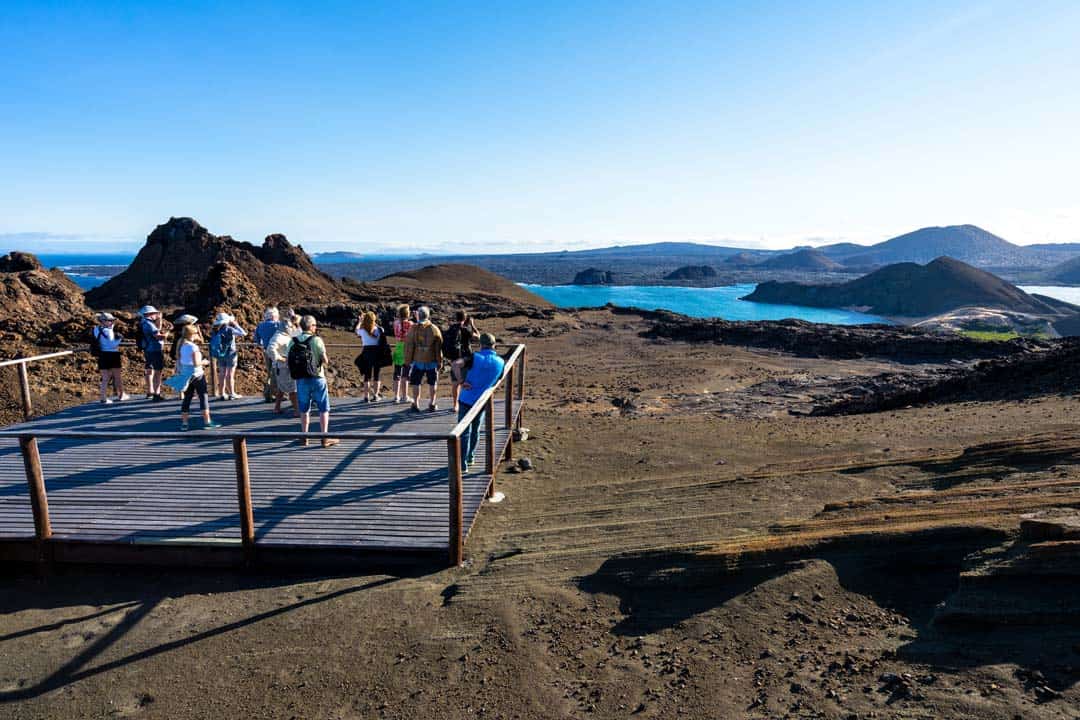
[90,302,506,461]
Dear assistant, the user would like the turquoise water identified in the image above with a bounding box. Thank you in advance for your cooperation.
[521,283,890,324]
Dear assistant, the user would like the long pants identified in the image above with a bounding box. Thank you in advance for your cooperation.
[181,375,208,413]
[457,401,485,470]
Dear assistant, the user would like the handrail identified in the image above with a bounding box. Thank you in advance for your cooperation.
[447,344,526,438]
[0,429,451,441]
[0,350,74,369]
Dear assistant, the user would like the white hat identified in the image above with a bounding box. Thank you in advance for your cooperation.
[174,314,198,325]
[213,312,234,326]
[138,305,160,317]
[97,312,116,322]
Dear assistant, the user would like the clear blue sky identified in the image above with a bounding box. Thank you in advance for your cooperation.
[2,1,1078,254]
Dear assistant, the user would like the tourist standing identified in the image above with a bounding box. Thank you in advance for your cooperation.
[266,312,299,415]
[169,314,198,364]
[172,324,220,431]
[289,315,339,448]
[354,310,386,402]
[138,305,167,401]
[254,307,281,402]
[210,313,247,400]
[456,333,505,471]
[404,306,443,413]
[92,312,129,404]
[391,304,413,404]
[444,310,478,412]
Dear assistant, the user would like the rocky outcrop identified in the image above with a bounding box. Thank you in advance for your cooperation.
[572,268,614,285]
[0,252,93,349]
[86,217,344,311]
[743,257,1074,318]
[663,265,717,281]
[640,310,1044,361]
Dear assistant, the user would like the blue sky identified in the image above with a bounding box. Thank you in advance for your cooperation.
[1,1,1078,254]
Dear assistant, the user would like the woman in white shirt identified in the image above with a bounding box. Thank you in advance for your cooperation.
[93,313,128,404]
[177,324,221,431]
[354,311,385,402]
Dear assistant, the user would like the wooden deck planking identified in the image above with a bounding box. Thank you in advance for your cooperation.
[0,395,517,556]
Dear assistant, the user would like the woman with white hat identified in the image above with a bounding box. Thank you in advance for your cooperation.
[209,311,247,400]
[91,312,129,404]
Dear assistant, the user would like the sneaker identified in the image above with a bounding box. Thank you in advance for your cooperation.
[321,438,340,449]
[361,396,370,403]
[152,394,165,403]
[408,404,421,413]
[202,420,222,429]
[231,393,244,399]
[100,399,113,405]
[180,422,189,432]
[219,394,229,401]
[374,394,382,402]
[145,393,153,400]
[426,404,438,413]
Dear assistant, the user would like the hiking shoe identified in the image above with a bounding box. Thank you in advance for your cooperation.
[426,404,438,413]
[321,438,340,449]
[408,404,421,413]
[202,420,222,430]
[151,394,165,403]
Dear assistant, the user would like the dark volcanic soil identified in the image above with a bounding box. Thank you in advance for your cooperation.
[2,308,1080,719]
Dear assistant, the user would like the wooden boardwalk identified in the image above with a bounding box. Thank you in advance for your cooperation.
[0,395,520,567]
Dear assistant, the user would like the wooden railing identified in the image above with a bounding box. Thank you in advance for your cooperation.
[0,345,526,566]
[0,351,75,421]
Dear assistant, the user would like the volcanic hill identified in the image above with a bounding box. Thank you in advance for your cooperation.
[664,265,718,281]
[0,252,92,349]
[85,217,343,313]
[743,256,1076,318]
[757,248,844,272]
[825,224,1031,268]
[374,264,553,307]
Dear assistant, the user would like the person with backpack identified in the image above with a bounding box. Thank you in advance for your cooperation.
[390,304,413,404]
[444,310,478,412]
[138,305,168,402]
[171,323,220,431]
[288,315,339,448]
[266,312,300,415]
[353,310,387,402]
[457,333,505,471]
[91,312,129,404]
[169,314,198,364]
[209,312,247,400]
[403,306,443,413]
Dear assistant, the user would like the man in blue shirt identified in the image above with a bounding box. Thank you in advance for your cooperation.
[254,307,281,402]
[457,333,506,471]
[139,305,167,402]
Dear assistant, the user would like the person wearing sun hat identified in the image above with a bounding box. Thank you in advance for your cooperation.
[456,332,505,471]
[209,311,247,400]
[92,312,129,404]
[138,305,167,401]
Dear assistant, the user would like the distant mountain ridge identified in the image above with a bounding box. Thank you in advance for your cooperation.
[757,248,843,272]
[743,256,1075,318]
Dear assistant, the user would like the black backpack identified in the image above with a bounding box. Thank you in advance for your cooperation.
[444,323,463,361]
[287,336,319,379]
[88,327,103,357]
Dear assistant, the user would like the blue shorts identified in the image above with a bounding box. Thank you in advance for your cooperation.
[143,350,164,371]
[409,362,438,386]
[216,353,238,369]
[297,377,330,413]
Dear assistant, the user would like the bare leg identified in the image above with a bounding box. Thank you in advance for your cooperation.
[152,368,162,396]
[144,366,153,396]
[409,384,420,409]
[289,391,298,415]
[99,371,109,402]
[428,382,438,408]
[112,368,125,398]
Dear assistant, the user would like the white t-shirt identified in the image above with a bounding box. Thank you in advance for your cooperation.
[356,327,382,347]
[178,341,205,378]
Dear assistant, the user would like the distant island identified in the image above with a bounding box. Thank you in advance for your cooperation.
[572,268,615,285]
[742,256,1075,319]
[664,265,717,281]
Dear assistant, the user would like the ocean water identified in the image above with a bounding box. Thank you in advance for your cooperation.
[34,253,134,290]
[521,283,891,324]
[1019,286,1080,305]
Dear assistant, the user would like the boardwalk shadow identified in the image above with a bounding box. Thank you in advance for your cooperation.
[0,565,432,703]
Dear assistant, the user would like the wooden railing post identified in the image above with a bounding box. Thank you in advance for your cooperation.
[19,436,51,540]
[485,394,496,496]
[447,437,464,566]
[516,348,526,430]
[504,365,514,429]
[17,361,32,420]
[232,436,255,562]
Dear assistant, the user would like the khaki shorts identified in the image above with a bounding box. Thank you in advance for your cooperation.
[450,358,467,383]
[272,361,297,394]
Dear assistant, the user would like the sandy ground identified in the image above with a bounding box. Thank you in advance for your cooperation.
[2,308,1079,719]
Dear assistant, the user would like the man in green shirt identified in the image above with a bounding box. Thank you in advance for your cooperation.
[294,315,339,448]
